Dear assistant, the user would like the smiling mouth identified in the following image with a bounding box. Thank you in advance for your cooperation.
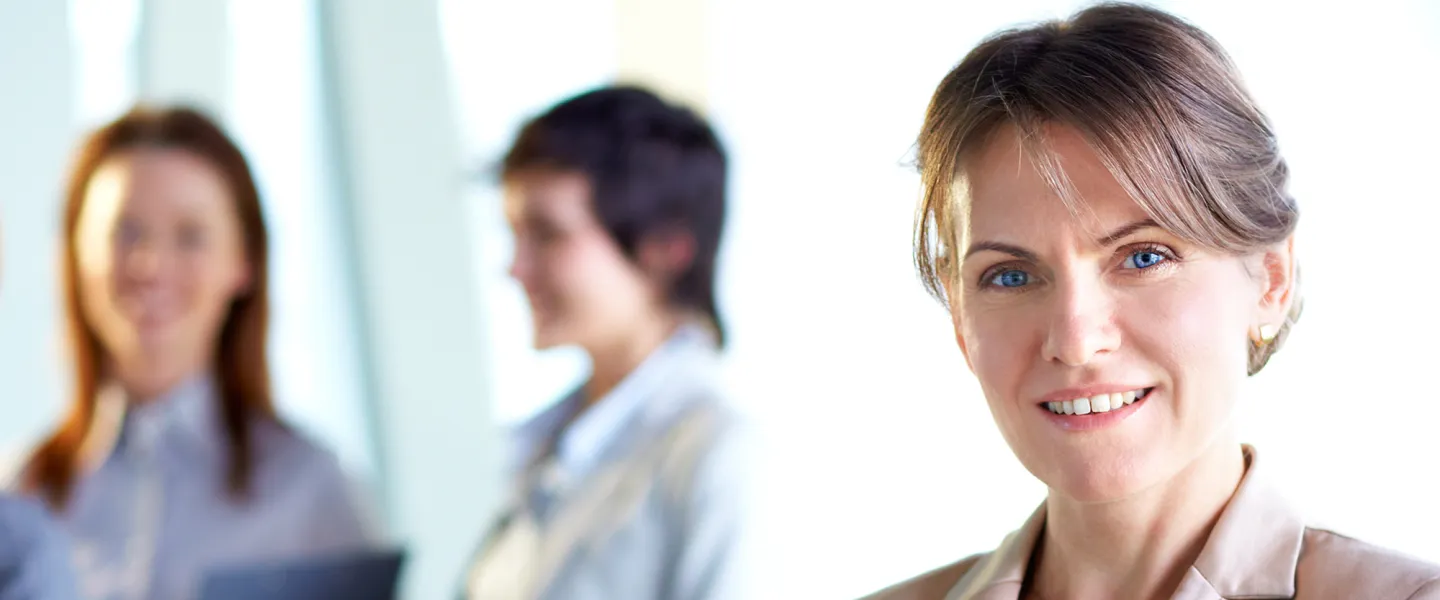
[1043,388,1153,415]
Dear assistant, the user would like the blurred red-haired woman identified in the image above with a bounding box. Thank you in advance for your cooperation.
[13,105,379,600]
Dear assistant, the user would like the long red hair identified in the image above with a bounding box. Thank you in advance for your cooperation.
[27,105,278,509]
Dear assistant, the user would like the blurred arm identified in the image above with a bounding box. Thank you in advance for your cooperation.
[0,495,79,600]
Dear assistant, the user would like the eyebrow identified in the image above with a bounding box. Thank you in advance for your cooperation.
[1096,218,1161,246]
[962,219,1162,263]
[963,241,1039,263]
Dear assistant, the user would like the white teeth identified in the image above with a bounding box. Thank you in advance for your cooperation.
[1091,394,1111,412]
[1044,389,1149,415]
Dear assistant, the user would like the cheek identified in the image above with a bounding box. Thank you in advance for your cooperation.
[181,250,247,309]
[959,302,1039,398]
[556,240,645,304]
[1121,268,1252,424]
[1127,272,1250,374]
[74,253,121,316]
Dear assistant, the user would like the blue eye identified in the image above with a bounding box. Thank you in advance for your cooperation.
[116,222,144,246]
[990,269,1030,288]
[178,226,207,250]
[1124,250,1167,269]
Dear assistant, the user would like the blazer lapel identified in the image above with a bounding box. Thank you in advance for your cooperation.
[947,505,1046,600]
[1170,568,1225,600]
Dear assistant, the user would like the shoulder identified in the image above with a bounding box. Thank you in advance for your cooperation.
[0,493,73,575]
[248,420,354,492]
[1298,526,1440,599]
[859,555,985,600]
[649,397,756,513]
[0,494,56,544]
[247,421,384,543]
[660,397,751,476]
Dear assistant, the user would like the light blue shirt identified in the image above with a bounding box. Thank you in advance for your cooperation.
[464,325,755,600]
[21,376,380,600]
[0,494,78,600]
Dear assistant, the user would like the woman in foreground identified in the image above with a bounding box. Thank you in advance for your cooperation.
[866,4,1439,599]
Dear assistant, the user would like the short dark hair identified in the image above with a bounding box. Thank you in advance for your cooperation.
[502,85,729,346]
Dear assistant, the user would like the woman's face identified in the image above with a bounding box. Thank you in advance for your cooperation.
[504,169,659,351]
[952,125,1291,503]
[74,148,252,382]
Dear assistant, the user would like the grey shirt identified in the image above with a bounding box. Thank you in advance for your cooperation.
[0,494,77,600]
[16,376,380,600]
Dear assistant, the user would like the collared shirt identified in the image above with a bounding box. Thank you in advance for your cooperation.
[16,376,381,600]
[0,494,78,600]
[464,324,755,600]
[864,446,1440,600]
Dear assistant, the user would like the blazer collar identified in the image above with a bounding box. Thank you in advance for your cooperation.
[1189,446,1305,598]
[951,445,1305,600]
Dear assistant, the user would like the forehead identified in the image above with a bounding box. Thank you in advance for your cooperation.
[85,148,232,215]
[502,169,592,222]
[963,125,1147,244]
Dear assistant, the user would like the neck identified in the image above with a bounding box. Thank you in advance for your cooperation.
[110,352,212,405]
[1031,438,1245,600]
[582,312,682,409]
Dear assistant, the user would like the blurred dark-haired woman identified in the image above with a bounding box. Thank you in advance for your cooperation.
[10,105,380,600]
[461,86,753,600]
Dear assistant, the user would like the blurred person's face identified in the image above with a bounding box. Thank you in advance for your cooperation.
[949,125,1292,503]
[74,148,252,389]
[505,169,661,351]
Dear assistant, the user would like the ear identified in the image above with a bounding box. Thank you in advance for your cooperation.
[636,227,697,284]
[1254,235,1297,331]
[233,258,256,298]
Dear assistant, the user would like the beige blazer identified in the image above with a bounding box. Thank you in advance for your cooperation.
[863,447,1440,600]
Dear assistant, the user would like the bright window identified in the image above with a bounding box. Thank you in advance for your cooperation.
[229,0,377,477]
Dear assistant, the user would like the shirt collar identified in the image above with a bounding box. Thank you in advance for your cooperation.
[512,323,719,480]
[951,445,1305,600]
[79,374,223,470]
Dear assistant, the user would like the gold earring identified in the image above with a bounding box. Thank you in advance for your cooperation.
[1256,324,1279,344]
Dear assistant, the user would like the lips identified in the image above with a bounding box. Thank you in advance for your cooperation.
[1042,387,1152,415]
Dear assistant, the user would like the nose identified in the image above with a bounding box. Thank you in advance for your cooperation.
[122,237,164,283]
[1042,276,1122,367]
[506,243,531,283]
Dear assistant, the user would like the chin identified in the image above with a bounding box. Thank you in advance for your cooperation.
[1037,448,1166,504]
[529,323,572,350]
[134,324,185,353]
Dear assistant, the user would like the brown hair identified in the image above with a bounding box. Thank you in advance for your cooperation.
[915,2,1302,375]
[28,105,278,508]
